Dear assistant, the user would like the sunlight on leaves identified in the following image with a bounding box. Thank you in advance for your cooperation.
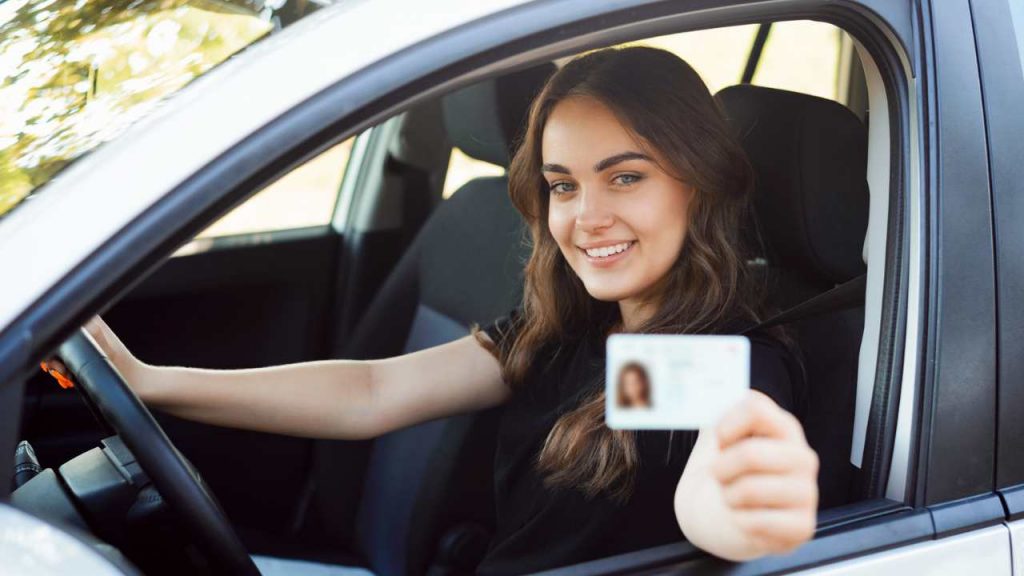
[0,0,274,218]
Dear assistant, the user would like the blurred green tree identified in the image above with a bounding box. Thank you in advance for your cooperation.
[0,0,312,216]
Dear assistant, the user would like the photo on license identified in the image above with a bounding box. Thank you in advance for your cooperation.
[605,334,750,430]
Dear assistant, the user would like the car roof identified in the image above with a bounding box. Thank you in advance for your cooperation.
[0,0,530,332]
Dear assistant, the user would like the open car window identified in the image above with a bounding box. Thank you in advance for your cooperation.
[446,20,858,199]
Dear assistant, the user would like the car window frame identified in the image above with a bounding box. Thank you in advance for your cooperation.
[967,0,1024,500]
[170,129,369,258]
[3,0,986,573]
[908,0,998,508]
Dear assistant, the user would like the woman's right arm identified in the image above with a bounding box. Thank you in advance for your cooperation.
[79,316,511,440]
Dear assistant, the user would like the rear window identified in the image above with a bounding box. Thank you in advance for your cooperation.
[0,0,328,220]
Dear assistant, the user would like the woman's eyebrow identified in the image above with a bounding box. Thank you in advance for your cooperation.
[594,151,652,172]
[541,162,570,174]
[541,151,652,176]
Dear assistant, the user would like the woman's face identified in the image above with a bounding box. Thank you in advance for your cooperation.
[542,96,695,306]
[621,369,651,407]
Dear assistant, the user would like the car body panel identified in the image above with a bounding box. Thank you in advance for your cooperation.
[1007,520,1024,576]
[796,525,1012,576]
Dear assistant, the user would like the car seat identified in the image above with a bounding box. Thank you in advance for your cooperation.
[716,84,870,509]
[283,74,866,576]
[306,64,555,576]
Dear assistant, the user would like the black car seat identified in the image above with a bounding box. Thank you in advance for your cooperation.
[715,84,870,509]
[308,64,555,576]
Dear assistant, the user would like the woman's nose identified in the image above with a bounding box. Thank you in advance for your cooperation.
[575,189,614,232]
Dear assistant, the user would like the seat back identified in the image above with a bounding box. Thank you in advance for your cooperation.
[312,64,554,576]
[716,84,870,509]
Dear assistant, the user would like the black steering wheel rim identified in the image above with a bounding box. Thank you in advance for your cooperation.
[58,328,260,576]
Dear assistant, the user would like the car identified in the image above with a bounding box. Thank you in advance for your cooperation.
[1,0,1022,574]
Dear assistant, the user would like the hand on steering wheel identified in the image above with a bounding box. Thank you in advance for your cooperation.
[55,328,260,576]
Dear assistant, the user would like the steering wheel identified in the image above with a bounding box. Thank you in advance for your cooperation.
[58,328,260,576]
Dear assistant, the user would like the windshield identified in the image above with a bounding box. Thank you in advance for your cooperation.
[0,0,327,220]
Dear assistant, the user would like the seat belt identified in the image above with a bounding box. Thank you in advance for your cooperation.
[747,273,867,331]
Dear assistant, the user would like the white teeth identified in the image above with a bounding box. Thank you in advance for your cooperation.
[585,242,632,258]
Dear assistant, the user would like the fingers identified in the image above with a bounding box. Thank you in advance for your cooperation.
[722,473,818,510]
[713,437,819,485]
[83,315,125,361]
[732,508,817,554]
[84,315,106,341]
[43,316,133,384]
[716,390,804,449]
[84,315,115,349]
[711,392,819,556]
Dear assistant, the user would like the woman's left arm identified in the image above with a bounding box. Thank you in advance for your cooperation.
[673,390,819,561]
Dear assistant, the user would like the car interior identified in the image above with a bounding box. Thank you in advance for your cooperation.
[13,18,887,576]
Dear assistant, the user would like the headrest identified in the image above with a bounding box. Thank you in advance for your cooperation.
[716,85,869,285]
[442,63,556,168]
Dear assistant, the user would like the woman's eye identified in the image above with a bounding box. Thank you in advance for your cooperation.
[549,181,576,195]
[613,173,643,186]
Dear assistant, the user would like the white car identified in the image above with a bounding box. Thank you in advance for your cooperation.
[1,0,1023,574]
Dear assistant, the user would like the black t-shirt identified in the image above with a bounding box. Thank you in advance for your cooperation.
[475,311,805,575]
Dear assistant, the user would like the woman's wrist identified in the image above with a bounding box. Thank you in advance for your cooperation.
[675,431,760,562]
[117,356,162,404]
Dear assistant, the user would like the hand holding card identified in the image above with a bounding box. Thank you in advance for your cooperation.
[606,334,750,430]
[674,391,819,561]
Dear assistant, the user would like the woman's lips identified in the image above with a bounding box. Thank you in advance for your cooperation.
[579,241,636,267]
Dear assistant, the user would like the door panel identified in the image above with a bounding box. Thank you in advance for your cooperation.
[22,229,342,539]
[1009,521,1024,576]
[796,525,1011,575]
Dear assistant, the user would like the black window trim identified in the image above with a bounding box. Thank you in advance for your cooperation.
[967,0,1024,497]
[910,0,999,508]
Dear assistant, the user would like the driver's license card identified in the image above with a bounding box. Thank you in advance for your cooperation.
[605,334,750,430]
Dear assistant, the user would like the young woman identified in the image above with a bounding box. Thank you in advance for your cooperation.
[76,46,819,574]
[616,362,653,408]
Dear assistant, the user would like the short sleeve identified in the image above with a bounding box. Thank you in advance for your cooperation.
[480,308,522,353]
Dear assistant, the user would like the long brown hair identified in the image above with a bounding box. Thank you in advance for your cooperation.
[476,46,760,503]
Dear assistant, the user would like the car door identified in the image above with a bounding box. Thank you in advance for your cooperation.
[19,137,360,543]
[0,0,1012,573]
[171,0,1002,572]
[566,0,1008,572]
[4,0,373,548]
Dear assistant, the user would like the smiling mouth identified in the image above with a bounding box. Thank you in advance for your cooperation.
[580,241,636,259]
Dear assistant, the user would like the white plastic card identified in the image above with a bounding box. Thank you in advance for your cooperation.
[605,334,750,430]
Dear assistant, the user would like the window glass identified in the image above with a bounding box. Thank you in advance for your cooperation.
[190,137,354,240]
[751,21,842,100]
[442,146,505,199]
[440,19,847,203]
[632,24,761,94]
[634,20,843,101]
